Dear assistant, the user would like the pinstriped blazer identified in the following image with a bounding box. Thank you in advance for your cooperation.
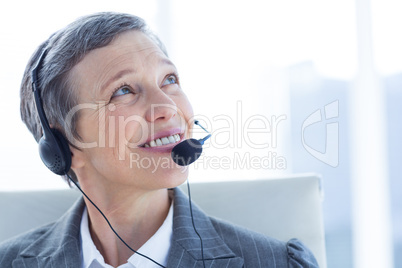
[0,188,318,267]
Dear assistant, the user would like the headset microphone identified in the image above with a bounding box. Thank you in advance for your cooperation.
[171,120,211,166]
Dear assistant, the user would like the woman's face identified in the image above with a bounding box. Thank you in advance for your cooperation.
[69,30,194,191]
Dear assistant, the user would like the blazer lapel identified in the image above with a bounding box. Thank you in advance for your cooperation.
[12,197,85,268]
[167,188,244,268]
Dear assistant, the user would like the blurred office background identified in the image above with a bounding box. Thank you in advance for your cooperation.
[0,0,400,267]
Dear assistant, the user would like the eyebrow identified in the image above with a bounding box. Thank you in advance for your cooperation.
[160,58,176,68]
[100,69,136,94]
[100,58,176,94]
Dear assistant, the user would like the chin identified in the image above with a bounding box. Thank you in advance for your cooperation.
[135,163,188,190]
[160,167,189,189]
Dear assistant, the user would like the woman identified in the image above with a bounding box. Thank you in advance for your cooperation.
[0,12,318,267]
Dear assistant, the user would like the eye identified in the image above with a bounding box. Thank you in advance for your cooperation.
[162,74,179,86]
[111,85,132,98]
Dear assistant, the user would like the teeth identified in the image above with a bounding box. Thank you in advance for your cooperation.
[155,138,163,146]
[144,134,181,148]
[161,137,169,145]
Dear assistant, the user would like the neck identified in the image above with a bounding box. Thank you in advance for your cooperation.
[82,185,171,267]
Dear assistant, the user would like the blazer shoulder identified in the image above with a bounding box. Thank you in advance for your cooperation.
[0,198,84,267]
[209,216,287,253]
[0,223,54,266]
[209,216,318,267]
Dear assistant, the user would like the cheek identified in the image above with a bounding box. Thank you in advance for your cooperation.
[108,111,149,149]
[73,111,102,147]
[176,94,194,122]
[177,95,194,138]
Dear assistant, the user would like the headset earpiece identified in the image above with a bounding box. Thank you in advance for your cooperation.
[38,128,71,175]
[32,48,72,175]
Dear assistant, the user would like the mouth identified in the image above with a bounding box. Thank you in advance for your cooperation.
[141,133,182,148]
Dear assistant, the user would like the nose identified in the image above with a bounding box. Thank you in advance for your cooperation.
[145,90,177,122]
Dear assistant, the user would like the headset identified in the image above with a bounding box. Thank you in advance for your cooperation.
[31,48,72,175]
[30,48,207,268]
[31,47,170,267]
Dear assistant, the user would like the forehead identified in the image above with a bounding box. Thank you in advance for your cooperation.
[73,30,165,73]
[68,30,169,97]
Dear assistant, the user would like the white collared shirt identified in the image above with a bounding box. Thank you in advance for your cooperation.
[80,204,173,268]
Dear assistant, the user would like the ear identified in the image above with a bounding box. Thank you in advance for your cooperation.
[69,145,86,169]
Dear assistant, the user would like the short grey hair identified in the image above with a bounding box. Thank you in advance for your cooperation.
[20,12,168,183]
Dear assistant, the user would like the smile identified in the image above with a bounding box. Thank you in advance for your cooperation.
[142,134,181,148]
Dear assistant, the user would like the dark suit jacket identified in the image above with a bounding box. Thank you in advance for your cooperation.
[0,188,318,267]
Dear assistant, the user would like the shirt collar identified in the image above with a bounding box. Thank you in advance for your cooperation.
[80,202,174,268]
